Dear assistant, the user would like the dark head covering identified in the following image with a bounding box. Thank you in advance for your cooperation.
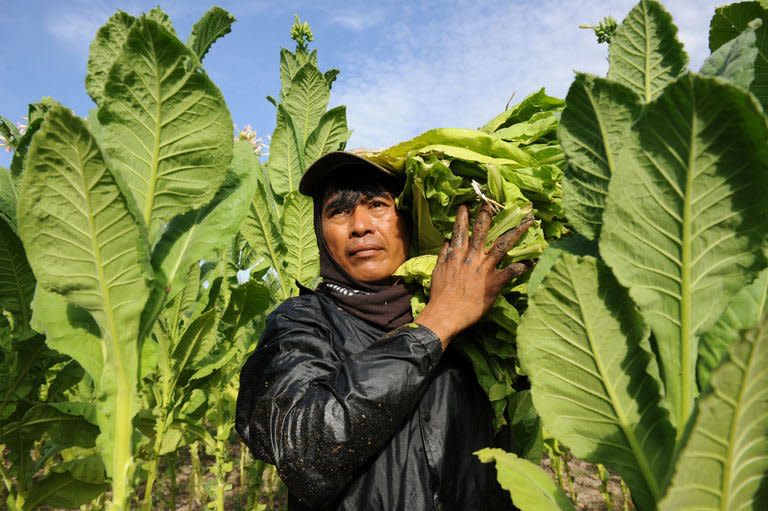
[302,152,415,330]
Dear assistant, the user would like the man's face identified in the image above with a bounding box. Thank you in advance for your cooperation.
[321,188,409,283]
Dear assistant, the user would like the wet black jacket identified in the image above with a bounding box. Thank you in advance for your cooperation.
[235,291,512,510]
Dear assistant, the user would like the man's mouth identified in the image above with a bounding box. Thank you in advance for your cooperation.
[348,244,383,257]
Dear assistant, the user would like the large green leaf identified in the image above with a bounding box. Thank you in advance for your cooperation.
[658,316,768,510]
[281,191,318,289]
[558,74,640,240]
[186,6,235,61]
[608,0,688,103]
[282,63,330,148]
[20,105,151,487]
[518,254,674,511]
[151,140,260,300]
[709,1,767,51]
[476,448,576,511]
[600,73,768,430]
[0,219,36,339]
[268,104,304,197]
[698,268,768,390]
[85,10,134,105]
[99,17,233,246]
[303,105,350,166]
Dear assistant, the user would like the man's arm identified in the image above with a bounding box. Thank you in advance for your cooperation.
[235,301,442,508]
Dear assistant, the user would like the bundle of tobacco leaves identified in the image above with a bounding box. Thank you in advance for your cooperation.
[367,89,568,433]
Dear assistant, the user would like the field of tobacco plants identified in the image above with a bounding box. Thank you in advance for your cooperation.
[1,1,767,510]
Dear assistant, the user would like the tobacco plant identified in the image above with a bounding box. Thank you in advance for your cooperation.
[8,6,245,509]
[479,1,768,509]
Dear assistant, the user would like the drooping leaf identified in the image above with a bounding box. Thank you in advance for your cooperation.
[658,315,768,510]
[303,105,350,165]
[700,19,760,92]
[708,3,768,110]
[85,10,134,105]
[186,6,236,61]
[152,140,260,300]
[476,448,576,511]
[608,0,688,102]
[698,268,768,390]
[0,219,36,339]
[0,168,17,230]
[518,254,675,511]
[600,73,768,429]
[20,104,151,482]
[558,74,640,240]
[282,63,331,147]
[99,17,233,245]
[281,191,318,288]
[268,104,304,197]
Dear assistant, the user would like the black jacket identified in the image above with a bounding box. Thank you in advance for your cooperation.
[235,291,512,510]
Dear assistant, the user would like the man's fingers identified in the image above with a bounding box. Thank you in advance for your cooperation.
[470,203,493,252]
[497,261,533,284]
[451,204,470,249]
[487,216,534,265]
[438,240,453,263]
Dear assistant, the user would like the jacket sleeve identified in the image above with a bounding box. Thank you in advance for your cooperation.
[235,299,443,508]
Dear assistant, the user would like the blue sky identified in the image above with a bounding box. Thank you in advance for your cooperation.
[0,0,724,168]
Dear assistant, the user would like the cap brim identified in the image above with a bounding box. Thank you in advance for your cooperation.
[299,151,399,197]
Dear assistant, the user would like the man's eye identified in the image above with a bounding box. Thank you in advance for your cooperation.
[328,207,350,217]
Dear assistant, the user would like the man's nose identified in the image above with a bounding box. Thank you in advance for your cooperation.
[349,205,374,236]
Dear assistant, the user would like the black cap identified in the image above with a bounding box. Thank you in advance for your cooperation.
[299,151,401,197]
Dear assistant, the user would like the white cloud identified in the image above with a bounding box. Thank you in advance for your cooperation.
[328,10,386,31]
[45,2,114,47]
[332,0,724,150]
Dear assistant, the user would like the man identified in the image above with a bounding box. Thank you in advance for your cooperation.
[236,151,532,510]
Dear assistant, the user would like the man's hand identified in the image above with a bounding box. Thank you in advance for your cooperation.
[415,204,533,349]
